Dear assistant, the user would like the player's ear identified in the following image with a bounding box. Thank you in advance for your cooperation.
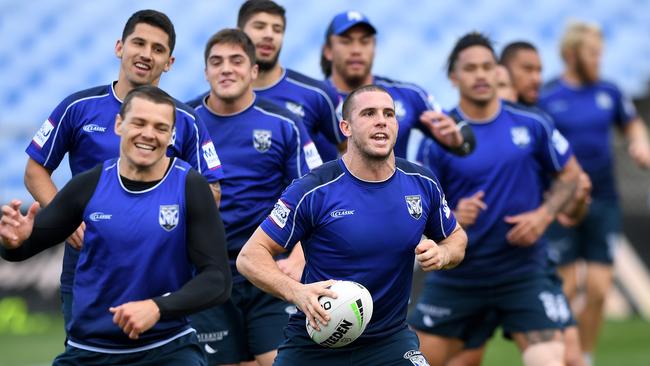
[323,44,333,62]
[251,63,259,81]
[449,70,459,88]
[340,118,352,138]
[114,113,124,136]
[163,55,175,73]
[115,39,124,59]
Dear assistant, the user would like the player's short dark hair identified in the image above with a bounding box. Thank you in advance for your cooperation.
[204,28,257,66]
[500,41,538,66]
[342,84,392,121]
[447,32,496,75]
[122,10,176,55]
[119,85,176,126]
[237,0,286,30]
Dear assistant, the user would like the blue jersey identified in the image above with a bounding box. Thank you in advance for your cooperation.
[192,96,322,281]
[417,101,572,285]
[25,82,224,296]
[261,158,457,342]
[187,69,343,162]
[27,82,223,180]
[68,158,193,352]
[538,79,636,200]
[326,75,439,159]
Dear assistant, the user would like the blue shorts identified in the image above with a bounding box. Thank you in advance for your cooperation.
[52,332,206,366]
[274,327,429,365]
[190,280,293,364]
[408,274,571,348]
[546,199,620,265]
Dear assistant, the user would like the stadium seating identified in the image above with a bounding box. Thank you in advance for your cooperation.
[1,0,650,202]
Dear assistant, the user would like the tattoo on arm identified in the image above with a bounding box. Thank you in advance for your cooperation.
[544,178,577,216]
[524,329,560,344]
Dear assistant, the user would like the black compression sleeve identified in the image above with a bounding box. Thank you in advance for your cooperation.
[152,169,232,318]
[1,165,101,261]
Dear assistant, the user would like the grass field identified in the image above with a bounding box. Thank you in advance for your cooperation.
[1,314,649,365]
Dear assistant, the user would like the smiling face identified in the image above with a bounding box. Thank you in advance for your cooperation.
[115,23,174,89]
[115,96,175,176]
[241,11,285,71]
[450,45,498,106]
[341,90,397,161]
[205,42,258,103]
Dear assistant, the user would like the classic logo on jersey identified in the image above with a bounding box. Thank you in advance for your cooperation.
[89,212,112,222]
[32,119,55,148]
[403,350,430,366]
[270,199,291,228]
[202,141,221,170]
[303,142,323,170]
[330,209,355,218]
[405,195,423,220]
[197,330,229,343]
[82,124,107,133]
[159,204,179,232]
[596,91,613,110]
[510,126,531,148]
[253,129,272,153]
[395,100,406,119]
[552,129,569,155]
[285,101,305,118]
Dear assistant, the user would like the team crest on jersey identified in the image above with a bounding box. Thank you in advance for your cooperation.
[253,129,272,153]
[405,195,423,220]
[394,100,406,119]
[596,91,613,110]
[285,101,305,118]
[510,126,531,148]
[159,204,179,232]
[403,350,430,366]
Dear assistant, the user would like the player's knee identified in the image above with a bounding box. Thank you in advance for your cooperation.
[522,341,565,366]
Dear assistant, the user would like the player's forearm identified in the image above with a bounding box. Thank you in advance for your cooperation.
[623,118,650,146]
[438,223,468,269]
[208,181,222,207]
[543,157,580,218]
[237,232,300,303]
[24,159,57,206]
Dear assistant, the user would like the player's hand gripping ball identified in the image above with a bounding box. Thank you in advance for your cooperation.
[306,280,373,348]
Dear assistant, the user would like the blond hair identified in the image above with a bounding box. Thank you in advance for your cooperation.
[560,21,602,61]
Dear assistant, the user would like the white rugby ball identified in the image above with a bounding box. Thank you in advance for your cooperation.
[306,280,373,348]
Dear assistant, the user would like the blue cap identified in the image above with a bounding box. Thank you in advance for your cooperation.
[326,10,377,38]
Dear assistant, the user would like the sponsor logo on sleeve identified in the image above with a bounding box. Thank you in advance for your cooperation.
[32,119,55,148]
[270,199,291,228]
[442,196,451,219]
[202,141,221,170]
[394,100,406,119]
[303,142,323,170]
[552,129,569,155]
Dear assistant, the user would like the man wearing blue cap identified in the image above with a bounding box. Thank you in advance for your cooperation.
[321,10,475,160]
